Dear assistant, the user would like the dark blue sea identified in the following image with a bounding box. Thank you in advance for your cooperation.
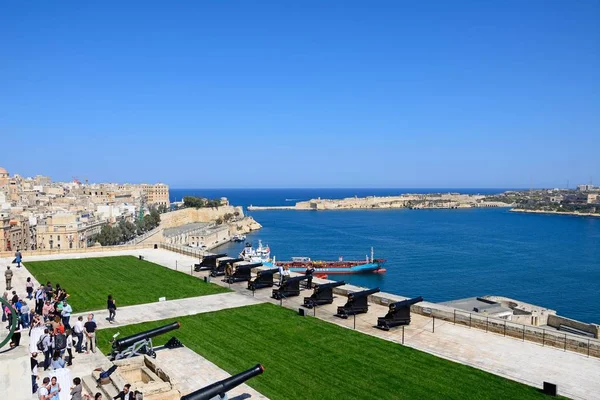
[171,189,600,324]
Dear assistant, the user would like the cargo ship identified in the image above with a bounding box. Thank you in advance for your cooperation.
[240,241,386,275]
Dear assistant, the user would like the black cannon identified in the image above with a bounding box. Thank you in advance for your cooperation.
[225,262,262,284]
[334,287,380,319]
[194,254,227,272]
[303,281,346,308]
[211,257,244,277]
[111,321,180,360]
[248,268,279,291]
[376,296,423,330]
[181,364,264,400]
[272,275,309,300]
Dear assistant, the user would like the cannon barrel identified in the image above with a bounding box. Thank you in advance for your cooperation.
[390,296,423,310]
[348,287,380,300]
[113,322,180,351]
[181,364,264,400]
[283,275,309,284]
[315,281,345,291]
[235,262,263,270]
[202,253,227,261]
[218,257,245,266]
[258,268,279,276]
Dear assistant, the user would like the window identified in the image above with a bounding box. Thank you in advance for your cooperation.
[57,236,60,241]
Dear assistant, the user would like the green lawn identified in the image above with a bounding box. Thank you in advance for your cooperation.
[97,303,555,400]
[25,256,229,312]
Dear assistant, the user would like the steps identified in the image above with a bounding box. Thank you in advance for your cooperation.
[82,371,121,399]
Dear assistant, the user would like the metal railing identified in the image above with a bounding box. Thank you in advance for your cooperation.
[444,308,599,358]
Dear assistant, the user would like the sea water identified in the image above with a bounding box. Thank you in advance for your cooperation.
[171,189,600,323]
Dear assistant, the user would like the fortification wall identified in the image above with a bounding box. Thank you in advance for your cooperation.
[547,314,599,338]
[0,244,154,258]
[159,206,244,229]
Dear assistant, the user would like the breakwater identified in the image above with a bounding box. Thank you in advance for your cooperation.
[510,208,600,218]
[248,193,510,211]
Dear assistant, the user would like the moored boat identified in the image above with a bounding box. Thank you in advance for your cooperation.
[232,234,247,242]
[240,243,386,275]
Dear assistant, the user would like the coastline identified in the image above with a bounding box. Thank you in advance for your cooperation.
[248,193,510,211]
[510,208,600,218]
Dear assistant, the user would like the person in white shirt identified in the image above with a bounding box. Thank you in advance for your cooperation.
[61,300,73,329]
[73,316,84,353]
[38,377,50,400]
[66,329,74,366]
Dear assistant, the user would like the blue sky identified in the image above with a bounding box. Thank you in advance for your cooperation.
[1,1,598,188]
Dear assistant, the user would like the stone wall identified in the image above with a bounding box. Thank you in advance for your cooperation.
[547,314,599,338]
[228,216,262,234]
[0,243,154,258]
[159,206,244,229]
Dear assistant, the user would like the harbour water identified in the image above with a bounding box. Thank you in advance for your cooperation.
[171,189,600,323]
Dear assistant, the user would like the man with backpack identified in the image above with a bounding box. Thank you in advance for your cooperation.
[37,328,52,370]
[54,330,67,357]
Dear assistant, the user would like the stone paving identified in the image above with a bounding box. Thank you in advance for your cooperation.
[2,248,600,400]
[159,346,268,399]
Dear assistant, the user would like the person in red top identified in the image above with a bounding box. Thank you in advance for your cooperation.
[53,316,65,335]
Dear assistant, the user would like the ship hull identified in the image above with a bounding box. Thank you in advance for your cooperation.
[263,261,386,274]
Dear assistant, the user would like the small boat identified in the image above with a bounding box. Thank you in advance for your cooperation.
[232,234,247,242]
[240,240,271,263]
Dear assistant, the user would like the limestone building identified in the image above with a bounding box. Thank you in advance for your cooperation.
[0,166,8,187]
[141,183,170,207]
[36,213,106,250]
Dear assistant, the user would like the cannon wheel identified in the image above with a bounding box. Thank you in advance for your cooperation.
[0,298,18,349]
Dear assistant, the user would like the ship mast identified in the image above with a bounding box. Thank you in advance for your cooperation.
[371,247,374,263]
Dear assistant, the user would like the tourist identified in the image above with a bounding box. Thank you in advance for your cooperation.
[11,290,19,305]
[5,265,13,290]
[31,352,40,393]
[61,299,73,328]
[40,328,52,370]
[10,317,23,347]
[45,281,53,301]
[4,302,13,329]
[35,285,45,314]
[113,383,134,400]
[278,264,290,284]
[26,277,35,299]
[38,377,50,400]
[107,294,117,322]
[48,376,61,400]
[282,265,290,282]
[84,313,97,354]
[21,298,31,328]
[53,315,65,335]
[65,328,74,365]
[50,350,66,369]
[1,291,8,322]
[56,286,69,302]
[73,316,84,353]
[54,327,67,357]
[15,249,23,268]
[70,377,83,400]
[42,300,54,321]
